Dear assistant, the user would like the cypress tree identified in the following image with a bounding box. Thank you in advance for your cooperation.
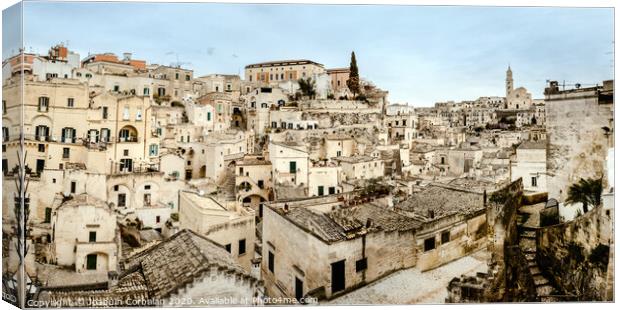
[346,51,360,97]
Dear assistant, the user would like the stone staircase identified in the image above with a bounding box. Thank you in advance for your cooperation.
[220,167,236,201]
[517,212,558,302]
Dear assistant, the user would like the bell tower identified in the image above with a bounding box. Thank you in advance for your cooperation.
[506,65,514,98]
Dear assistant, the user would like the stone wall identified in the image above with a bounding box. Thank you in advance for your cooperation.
[484,179,523,301]
[545,90,613,201]
[536,204,613,301]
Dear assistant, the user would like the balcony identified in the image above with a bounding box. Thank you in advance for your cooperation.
[117,136,139,143]
[110,162,160,175]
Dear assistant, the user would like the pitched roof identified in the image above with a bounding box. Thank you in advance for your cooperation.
[282,203,421,244]
[40,230,255,305]
[396,184,485,220]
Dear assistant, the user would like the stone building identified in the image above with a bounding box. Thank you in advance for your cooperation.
[505,66,533,110]
[510,140,546,193]
[394,182,489,271]
[245,59,325,85]
[38,230,264,307]
[49,194,120,274]
[262,197,420,301]
[544,80,614,201]
[326,67,350,93]
[178,191,256,271]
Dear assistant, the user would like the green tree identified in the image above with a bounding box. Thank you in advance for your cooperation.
[297,77,316,99]
[346,51,360,97]
[565,177,603,213]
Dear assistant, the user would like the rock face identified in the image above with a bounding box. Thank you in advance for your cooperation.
[536,205,613,301]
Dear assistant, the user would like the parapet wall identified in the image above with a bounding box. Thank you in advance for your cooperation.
[536,204,613,301]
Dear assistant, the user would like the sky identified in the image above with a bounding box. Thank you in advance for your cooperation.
[3,1,615,106]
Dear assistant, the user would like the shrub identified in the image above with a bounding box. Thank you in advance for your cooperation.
[589,243,610,267]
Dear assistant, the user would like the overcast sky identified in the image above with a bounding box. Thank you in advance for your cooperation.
[3,2,614,106]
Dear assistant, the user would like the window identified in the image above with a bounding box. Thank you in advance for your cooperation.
[175,73,179,80]
[238,239,246,255]
[89,231,97,242]
[143,87,149,95]
[62,147,70,159]
[123,106,130,120]
[118,193,126,207]
[149,144,158,156]
[38,144,45,152]
[2,100,5,115]
[336,151,342,157]
[156,215,160,223]
[257,180,264,189]
[531,177,537,187]
[44,208,52,223]
[2,127,8,142]
[61,127,76,143]
[424,237,436,252]
[441,231,450,244]
[318,186,324,196]
[329,187,336,195]
[67,98,74,107]
[268,251,275,273]
[123,149,129,156]
[113,85,120,92]
[144,193,151,206]
[86,254,97,270]
[289,161,297,173]
[102,107,108,119]
[38,97,49,112]
[70,181,77,194]
[207,112,211,121]
[225,244,232,253]
[136,109,143,121]
[185,75,190,81]
[356,258,367,272]
[114,185,119,191]
[100,128,110,142]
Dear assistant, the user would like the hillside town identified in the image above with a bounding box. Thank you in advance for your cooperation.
[1,44,614,306]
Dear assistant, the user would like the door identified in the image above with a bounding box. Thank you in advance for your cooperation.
[36,159,45,174]
[331,259,346,294]
[86,254,97,270]
[295,277,304,302]
[318,186,324,196]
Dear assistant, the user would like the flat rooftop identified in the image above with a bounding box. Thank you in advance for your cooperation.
[245,59,324,69]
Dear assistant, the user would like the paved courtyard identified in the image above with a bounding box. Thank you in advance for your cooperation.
[328,250,489,305]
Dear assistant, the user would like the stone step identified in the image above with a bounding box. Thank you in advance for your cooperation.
[540,296,559,303]
[533,274,550,286]
[520,230,536,239]
[536,285,554,297]
[529,266,541,275]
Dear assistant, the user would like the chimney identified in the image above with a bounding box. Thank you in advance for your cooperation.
[107,271,119,288]
[123,52,132,61]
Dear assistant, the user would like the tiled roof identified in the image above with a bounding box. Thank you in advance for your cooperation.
[40,230,254,305]
[396,185,485,220]
[283,203,420,244]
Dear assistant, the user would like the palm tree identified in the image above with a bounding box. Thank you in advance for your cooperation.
[297,77,316,99]
[565,177,603,213]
